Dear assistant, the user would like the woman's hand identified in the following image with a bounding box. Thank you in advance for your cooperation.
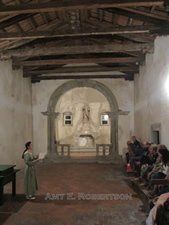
[36,158,41,162]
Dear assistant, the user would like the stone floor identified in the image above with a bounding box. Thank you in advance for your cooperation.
[0,163,147,225]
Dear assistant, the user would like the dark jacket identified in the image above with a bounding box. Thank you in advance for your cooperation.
[133,140,141,149]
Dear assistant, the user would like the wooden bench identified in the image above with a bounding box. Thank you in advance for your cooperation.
[150,179,169,185]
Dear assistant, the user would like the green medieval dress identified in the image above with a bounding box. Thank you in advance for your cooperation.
[24,151,38,196]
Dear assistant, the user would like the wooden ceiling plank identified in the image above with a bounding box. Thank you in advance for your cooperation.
[121,7,169,21]
[28,17,37,31]
[0,1,164,16]
[99,9,104,22]
[80,9,86,22]
[0,20,66,50]
[104,8,166,24]
[41,12,49,24]
[15,22,24,32]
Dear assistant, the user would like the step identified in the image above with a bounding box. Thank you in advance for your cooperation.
[70,147,96,153]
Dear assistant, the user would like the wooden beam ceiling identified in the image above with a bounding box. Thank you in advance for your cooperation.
[23,66,139,77]
[0,1,164,16]
[13,56,142,66]
[0,0,167,82]
[31,74,134,82]
[1,43,153,59]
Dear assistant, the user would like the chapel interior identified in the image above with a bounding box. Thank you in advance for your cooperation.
[0,1,169,225]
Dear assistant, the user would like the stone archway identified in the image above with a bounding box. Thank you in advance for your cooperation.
[47,79,119,156]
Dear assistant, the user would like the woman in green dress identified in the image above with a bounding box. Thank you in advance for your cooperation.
[23,141,40,200]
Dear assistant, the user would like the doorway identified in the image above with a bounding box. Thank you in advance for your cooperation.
[151,123,161,144]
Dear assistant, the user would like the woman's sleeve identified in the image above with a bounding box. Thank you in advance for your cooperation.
[24,153,36,166]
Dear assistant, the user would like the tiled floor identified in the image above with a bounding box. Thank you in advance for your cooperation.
[0,163,146,225]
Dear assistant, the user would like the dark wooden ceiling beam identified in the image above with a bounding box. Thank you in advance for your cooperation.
[31,74,134,82]
[13,56,142,66]
[1,43,153,59]
[0,1,163,15]
[23,65,139,77]
[0,25,160,40]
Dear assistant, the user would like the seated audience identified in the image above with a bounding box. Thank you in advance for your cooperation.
[148,148,169,198]
[124,140,169,225]
[136,144,158,185]
[125,141,133,163]
[146,145,167,189]
[129,143,143,170]
[132,135,141,149]
[130,141,150,174]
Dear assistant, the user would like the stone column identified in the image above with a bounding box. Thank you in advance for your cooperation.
[106,110,129,156]
[41,111,60,153]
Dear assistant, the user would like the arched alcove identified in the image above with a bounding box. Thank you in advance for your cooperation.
[47,79,119,155]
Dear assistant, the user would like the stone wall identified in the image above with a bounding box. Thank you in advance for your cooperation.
[0,60,33,167]
[134,36,169,147]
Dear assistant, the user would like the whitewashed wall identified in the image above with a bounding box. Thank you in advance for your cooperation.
[0,60,33,168]
[134,36,169,147]
[32,79,134,156]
